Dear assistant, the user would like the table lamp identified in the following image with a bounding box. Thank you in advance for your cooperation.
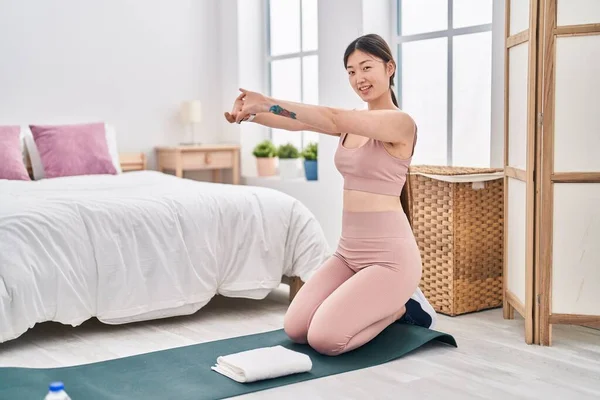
[180,100,202,145]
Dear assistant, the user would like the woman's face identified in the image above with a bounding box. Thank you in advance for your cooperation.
[346,50,392,102]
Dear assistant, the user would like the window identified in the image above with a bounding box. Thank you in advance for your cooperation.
[395,0,493,167]
[267,0,319,151]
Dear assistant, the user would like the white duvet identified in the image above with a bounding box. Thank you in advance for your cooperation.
[0,171,330,343]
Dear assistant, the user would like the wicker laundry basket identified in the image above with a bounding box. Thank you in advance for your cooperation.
[407,165,504,316]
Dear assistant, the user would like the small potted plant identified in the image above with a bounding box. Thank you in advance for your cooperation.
[252,140,277,176]
[277,142,300,179]
[301,142,318,181]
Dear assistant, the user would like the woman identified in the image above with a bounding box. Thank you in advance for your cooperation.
[225,34,436,356]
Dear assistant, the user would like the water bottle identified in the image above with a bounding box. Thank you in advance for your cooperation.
[44,382,71,400]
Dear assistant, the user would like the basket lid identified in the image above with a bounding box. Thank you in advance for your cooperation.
[409,165,504,183]
[410,165,503,175]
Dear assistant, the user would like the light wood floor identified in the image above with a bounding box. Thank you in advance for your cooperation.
[1,285,599,399]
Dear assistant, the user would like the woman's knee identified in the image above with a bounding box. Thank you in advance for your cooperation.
[283,308,309,344]
[306,322,346,356]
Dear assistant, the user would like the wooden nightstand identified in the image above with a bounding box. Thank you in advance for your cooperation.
[155,144,240,184]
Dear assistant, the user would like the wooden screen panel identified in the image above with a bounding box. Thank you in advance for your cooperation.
[538,0,600,346]
[510,0,531,35]
[554,35,600,173]
[507,43,529,171]
[507,179,528,305]
[552,184,600,315]
[504,0,538,345]
[557,0,600,26]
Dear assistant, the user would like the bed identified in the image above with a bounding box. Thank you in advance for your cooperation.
[0,152,330,343]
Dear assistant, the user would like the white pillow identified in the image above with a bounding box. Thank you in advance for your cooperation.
[104,124,122,174]
[24,122,122,180]
[18,125,29,154]
[17,125,31,172]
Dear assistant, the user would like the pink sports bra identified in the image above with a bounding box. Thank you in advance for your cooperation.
[334,131,416,197]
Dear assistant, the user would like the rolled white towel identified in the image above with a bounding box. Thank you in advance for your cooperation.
[211,345,313,383]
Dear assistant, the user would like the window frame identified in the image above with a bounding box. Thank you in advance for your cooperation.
[392,0,493,166]
[265,0,318,150]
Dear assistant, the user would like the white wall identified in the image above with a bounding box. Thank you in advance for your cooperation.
[217,0,272,178]
[237,0,271,178]
[363,0,392,44]
[0,0,221,169]
[219,0,241,145]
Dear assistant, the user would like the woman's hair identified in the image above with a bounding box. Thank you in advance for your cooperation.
[343,33,399,107]
[343,34,414,229]
[400,177,413,229]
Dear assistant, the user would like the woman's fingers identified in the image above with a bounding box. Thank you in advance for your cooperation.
[235,108,250,124]
[225,111,252,124]
[226,91,252,123]
[229,92,246,118]
[224,112,236,123]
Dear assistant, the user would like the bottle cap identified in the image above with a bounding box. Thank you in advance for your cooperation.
[49,382,64,392]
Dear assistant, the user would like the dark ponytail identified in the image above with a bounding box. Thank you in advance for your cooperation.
[394,73,411,227]
[389,76,399,107]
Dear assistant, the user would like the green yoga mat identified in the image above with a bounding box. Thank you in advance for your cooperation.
[0,323,456,400]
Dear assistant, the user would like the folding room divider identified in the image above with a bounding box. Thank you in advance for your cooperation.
[503,0,600,345]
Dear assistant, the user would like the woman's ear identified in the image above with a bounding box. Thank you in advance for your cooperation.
[386,60,396,78]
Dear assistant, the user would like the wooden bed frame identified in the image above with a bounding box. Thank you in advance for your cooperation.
[282,276,305,302]
[26,151,305,302]
[24,152,148,178]
[118,152,147,172]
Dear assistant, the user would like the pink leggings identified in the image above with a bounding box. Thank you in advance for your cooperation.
[284,210,422,356]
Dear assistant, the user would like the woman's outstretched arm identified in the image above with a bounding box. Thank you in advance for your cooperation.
[224,111,340,136]
[224,91,340,136]
[235,88,416,145]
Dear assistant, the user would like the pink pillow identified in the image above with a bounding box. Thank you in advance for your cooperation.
[30,122,117,178]
[0,126,31,181]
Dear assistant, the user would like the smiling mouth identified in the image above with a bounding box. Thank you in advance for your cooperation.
[358,85,372,93]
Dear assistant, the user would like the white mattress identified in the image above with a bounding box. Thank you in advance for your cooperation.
[0,171,330,343]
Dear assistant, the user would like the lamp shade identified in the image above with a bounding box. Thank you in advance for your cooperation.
[180,100,202,123]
